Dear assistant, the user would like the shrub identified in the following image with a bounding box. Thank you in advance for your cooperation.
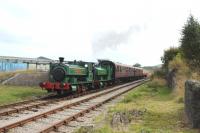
[161,47,180,72]
[168,53,190,77]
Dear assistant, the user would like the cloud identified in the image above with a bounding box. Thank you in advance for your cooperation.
[0,1,30,18]
[92,26,142,54]
[0,30,31,44]
[0,31,19,43]
[0,0,200,66]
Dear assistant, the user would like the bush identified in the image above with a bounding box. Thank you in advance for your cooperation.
[167,53,193,97]
[153,69,166,78]
[161,47,180,72]
[168,53,190,76]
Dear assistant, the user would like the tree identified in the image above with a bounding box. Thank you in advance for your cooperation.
[180,15,200,68]
[161,47,180,72]
[133,63,141,67]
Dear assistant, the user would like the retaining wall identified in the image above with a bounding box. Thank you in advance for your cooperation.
[3,72,48,86]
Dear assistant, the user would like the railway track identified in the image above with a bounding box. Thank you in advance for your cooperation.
[0,79,147,133]
[0,87,110,117]
[0,92,95,117]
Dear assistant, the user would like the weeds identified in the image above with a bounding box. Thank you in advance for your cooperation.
[89,79,198,133]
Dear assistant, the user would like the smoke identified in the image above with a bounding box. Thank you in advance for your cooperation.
[92,26,141,54]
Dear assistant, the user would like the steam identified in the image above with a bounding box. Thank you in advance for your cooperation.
[92,26,141,53]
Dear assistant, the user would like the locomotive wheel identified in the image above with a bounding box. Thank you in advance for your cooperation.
[104,82,108,87]
[47,90,52,93]
[77,85,85,93]
[57,90,62,95]
[95,82,100,89]
[91,81,101,89]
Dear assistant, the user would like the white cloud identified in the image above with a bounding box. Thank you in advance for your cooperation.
[0,0,200,65]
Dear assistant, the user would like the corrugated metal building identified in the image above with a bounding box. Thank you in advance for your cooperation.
[0,61,27,72]
[0,56,54,72]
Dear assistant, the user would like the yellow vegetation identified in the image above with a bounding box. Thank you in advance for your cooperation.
[168,54,190,97]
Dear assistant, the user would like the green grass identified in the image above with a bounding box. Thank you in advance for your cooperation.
[0,85,46,105]
[88,80,198,133]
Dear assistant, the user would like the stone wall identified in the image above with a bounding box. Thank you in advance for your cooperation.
[185,80,200,128]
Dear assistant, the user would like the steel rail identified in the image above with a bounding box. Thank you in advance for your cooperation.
[40,80,147,133]
[0,90,95,116]
[0,81,135,116]
[0,79,147,132]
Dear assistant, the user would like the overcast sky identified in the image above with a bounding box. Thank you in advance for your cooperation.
[0,0,200,66]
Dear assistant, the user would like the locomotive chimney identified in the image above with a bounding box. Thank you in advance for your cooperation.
[59,57,64,63]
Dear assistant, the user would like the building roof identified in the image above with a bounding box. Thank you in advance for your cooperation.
[0,56,54,64]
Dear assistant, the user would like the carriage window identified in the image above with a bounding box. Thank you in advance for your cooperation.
[117,66,119,72]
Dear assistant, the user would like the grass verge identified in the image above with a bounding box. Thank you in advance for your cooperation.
[86,79,198,133]
[0,85,46,105]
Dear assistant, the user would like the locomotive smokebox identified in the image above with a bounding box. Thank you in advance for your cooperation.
[59,57,64,63]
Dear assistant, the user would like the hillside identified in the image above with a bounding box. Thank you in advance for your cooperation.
[142,64,162,73]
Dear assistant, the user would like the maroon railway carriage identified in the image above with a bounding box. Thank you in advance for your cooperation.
[98,60,146,83]
[114,63,144,82]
